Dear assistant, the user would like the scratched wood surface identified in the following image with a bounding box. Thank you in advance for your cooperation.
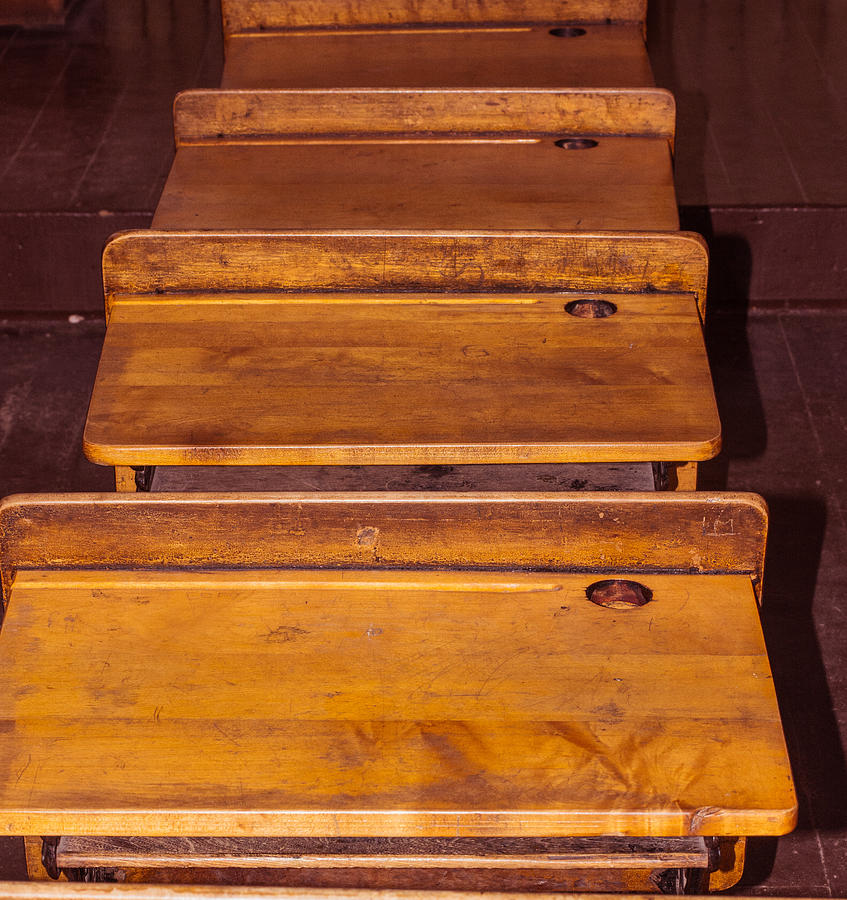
[153,138,676,233]
[0,565,794,836]
[82,293,719,468]
[0,493,769,609]
[221,27,653,91]
[55,835,710,869]
[221,0,647,32]
[172,89,675,144]
[101,232,710,320]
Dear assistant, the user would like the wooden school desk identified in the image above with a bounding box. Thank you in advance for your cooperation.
[153,88,677,234]
[0,492,795,891]
[219,0,653,92]
[82,230,719,493]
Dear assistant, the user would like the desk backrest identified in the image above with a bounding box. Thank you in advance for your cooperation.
[222,0,648,35]
[173,88,675,146]
[0,492,767,611]
[101,231,708,320]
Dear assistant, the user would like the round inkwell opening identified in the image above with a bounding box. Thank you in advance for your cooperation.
[555,138,599,150]
[549,26,587,37]
[587,579,653,609]
[565,299,617,318]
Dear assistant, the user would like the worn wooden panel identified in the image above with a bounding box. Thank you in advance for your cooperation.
[154,138,676,234]
[221,0,647,32]
[0,567,794,835]
[101,232,710,319]
[56,836,709,870]
[83,294,719,468]
[0,493,768,608]
[149,462,658,493]
[221,26,653,91]
[173,89,674,144]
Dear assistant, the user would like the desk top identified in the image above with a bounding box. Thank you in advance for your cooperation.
[153,136,676,233]
[83,292,719,467]
[221,26,653,91]
[0,563,793,837]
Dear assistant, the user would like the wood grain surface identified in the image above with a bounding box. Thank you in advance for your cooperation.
[101,232,710,320]
[0,566,794,836]
[83,293,719,467]
[154,137,675,233]
[221,0,647,32]
[0,492,770,609]
[55,835,710,870]
[172,89,675,144]
[221,27,653,91]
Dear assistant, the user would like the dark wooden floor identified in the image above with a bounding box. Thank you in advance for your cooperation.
[1,0,847,895]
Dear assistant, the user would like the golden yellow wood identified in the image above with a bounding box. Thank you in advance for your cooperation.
[172,89,674,145]
[0,565,793,836]
[115,466,138,492]
[101,232,710,320]
[0,492,770,610]
[82,293,719,469]
[154,137,675,234]
[221,26,654,92]
[221,0,647,33]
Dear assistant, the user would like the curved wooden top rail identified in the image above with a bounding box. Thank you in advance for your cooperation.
[0,492,767,609]
[222,0,647,34]
[102,231,708,319]
[172,88,675,144]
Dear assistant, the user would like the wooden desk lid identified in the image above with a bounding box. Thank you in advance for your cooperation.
[82,291,720,468]
[0,493,792,837]
[221,26,653,92]
[154,134,677,234]
[222,0,647,33]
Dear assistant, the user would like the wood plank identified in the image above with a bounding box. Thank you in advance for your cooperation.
[0,493,769,609]
[56,835,710,870]
[0,568,795,835]
[82,294,719,467]
[221,0,647,32]
[149,462,658,493]
[154,138,676,234]
[101,232,710,320]
[172,89,675,144]
[221,27,654,91]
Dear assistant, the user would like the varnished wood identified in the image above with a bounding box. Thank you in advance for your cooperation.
[101,232,710,319]
[673,461,698,491]
[154,137,676,233]
[115,466,139,492]
[0,564,793,835]
[222,27,653,92]
[0,492,769,618]
[83,293,719,468]
[56,836,710,870]
[172,89,674,144]
[221,0,647,33]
